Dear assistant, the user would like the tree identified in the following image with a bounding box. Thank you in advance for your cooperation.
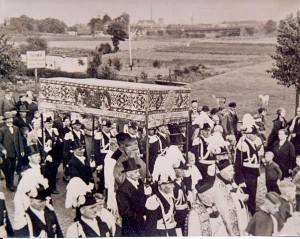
[88,18,104,34]
[106,22,128,52]
[263,19,277,35]
[26,36,48,51]
[0,33,24,80]
[37,18,67,33]
[267,12,300,111]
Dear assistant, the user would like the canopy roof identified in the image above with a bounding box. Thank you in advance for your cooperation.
[39,77,191,127]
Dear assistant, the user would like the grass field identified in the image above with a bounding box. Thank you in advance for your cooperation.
[13,36,297,133]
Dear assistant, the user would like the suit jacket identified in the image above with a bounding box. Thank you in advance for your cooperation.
[14,206,63,238]
[0,125,24,158]
[116,178,147,236]
[68,155,94,185]
[0,97,17,116]
[13,116,31,130]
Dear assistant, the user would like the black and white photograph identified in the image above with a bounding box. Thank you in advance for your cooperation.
[0,0,300,237]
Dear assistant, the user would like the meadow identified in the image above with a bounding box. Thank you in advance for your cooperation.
[14,36,297,133]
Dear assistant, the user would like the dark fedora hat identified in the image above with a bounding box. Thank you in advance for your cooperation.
[116,132,131,143]
[70,139,85,151]
[26,144,40,156]
[121,157,141,173]
[216,159,232,171]
[43,116,53,123]
[81,192,97,208]
[195,178,214,194]
[18,105,29,112]
[27,184,50,201]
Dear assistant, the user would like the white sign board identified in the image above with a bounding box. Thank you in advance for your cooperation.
[26,51,46,69]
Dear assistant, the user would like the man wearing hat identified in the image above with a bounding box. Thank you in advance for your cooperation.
[111,132,131,161]
[186,178,227,236]
[13,105,30,130]
[234,114,263,215]
[191,123,214,180]
[141,126,161,174]
[213,159,249,236]
[127,121,143,153]
[116,157,151,236]
[144,173,178,237]
[24,90,38,124]
[14,175,63,238]
[0,87,17,117]
[189,100,200,123]
[66,191,112,237]
[94,120,112,193]
[221,102,239,139]
[0,111,25,192]
[39,115,62,194]
[246,192,281,236]
[68,139,95,186]
[113,137,147,190]
[64,118,86,182]
[173,161,192,234]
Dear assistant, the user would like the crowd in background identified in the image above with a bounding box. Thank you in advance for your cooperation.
[0,87,299,237]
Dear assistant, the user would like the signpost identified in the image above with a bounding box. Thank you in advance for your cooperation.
[26,50,46,93]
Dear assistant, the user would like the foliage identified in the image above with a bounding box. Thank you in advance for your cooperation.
[97,43,112,55]
[29,68,89,79]
[188,65,200,73]
[106,13,129,52]
[88,18,104,34]
[0,33,24,80]
[152,60,161,68]
[112,58,123,71]
[7,15,67,34]
[263,19,277,35]
[23,36,48,53]
[97,63,116,79]
[267,12,300,89]
[140,71,148,81]
[87,49,102,78]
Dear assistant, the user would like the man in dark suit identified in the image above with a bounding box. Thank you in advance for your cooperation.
[14,181,63,238]
[68,139,95,186]
[116,157,150,236]
[0,111,24,191]
[0,88,17,117]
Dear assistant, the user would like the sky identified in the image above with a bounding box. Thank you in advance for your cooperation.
[1,0,300,26]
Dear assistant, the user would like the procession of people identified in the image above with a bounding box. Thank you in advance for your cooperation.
[0,87,300,237]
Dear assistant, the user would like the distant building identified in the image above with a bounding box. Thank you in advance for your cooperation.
[220,20,264,28]
[135,20,157,28]
[66,31,77,36]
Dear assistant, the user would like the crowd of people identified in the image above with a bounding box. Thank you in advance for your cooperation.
[0,86,300,237]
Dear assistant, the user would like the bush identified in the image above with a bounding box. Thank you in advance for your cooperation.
[140,71,148,81]
[183,67,190,74]
[107,58,113,66]
[152,60,161,68]
[112,58,123,71]
[34,69,89,79]
[97,63,116,79]
[98,43,112,55]
[173,67,183,77]
[189,65,200,73]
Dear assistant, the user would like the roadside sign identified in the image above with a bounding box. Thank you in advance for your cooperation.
[26,51,46,69]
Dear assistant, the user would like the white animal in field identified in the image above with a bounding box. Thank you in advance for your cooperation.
[211,94,226,106]
[259,94,269,106]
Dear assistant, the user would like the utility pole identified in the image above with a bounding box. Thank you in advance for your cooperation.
[128,16,133,71]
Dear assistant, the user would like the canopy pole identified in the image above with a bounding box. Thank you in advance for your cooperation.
[41,112,45,164]
[145,90,150,182]
[91,115,95,162]
[185,122,189,162]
